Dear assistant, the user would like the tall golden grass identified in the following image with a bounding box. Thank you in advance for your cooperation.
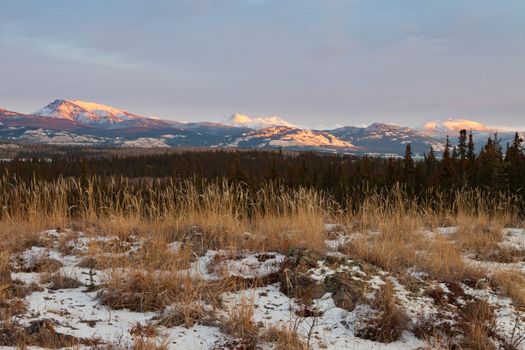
[1,175,524,348]
[0,177,333,254]
[0,175,520,256]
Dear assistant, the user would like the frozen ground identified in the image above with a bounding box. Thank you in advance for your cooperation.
[2,226,525,349]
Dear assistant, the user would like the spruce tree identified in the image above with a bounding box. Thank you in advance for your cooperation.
[452,146,459,160]
[441,136,454,188]
[443,136,451,161]
[403,143,414,183]
[458,129,467,160]
[467,131,475,161]
[504,132,525,191]
[424,145,440,188]
[477,135,504,189]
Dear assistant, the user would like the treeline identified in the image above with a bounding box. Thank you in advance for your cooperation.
[1,130,524,212]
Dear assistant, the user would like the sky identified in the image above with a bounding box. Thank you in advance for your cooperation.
[0,0,524,128]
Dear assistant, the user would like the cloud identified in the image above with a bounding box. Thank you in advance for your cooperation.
[0,29,139,69]
[0,0,524,127]
[34,39,139,69]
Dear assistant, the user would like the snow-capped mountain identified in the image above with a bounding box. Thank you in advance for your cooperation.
[420,118,499,137]
[0,99,521,155]
[223,126,358,151]
[32,99,168,129]
[225,114,295,129]
[330,123,444,155]
[416,118,520,153]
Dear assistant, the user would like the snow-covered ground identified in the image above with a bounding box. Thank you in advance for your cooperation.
[2,226,525,349]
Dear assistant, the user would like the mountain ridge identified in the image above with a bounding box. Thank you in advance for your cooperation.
[225,113,296,129]
[32,99,168,129]
[1,99,521,155]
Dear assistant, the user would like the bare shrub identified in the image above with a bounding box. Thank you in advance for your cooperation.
[355,281,409,343]
[0,319,95,348]
[18,256,63,274]
[490,269,525,307]
[156,301,215,328]
[221,298,259,348]
[262,324,307,350]
[458,299,496,350]
[40,272,82,290]
[98,270,188,312]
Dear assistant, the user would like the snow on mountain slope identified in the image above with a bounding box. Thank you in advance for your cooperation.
[2,99,522,153]
[0,108,27,119]
[329,123,445,155]
[225,113,295,129]
[32,99,163,128]
[19,129,106,146]
[122,137,170,148]
[420,118,497,136]
[226,126,357,150]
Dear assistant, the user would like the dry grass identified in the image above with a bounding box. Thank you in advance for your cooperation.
[40,272,82,290]
[343,212,424,273]
[345,216,483,284]
[458,299,496,350]
[99,270,191,312]
[154,278,221,329]
[156,301,215,329]
[131,339,168,350]
[261,324,307,350]
[254,211,327,254]
[455,223,504,258]
[0,178,523,348]
[490,269,525,307]
[0,319,95,348]
[221,298,259,347]
[129,325,168,350]
[18,256,63,274]
[355,281,409,343]
[0,222,46,254]
[0,250,10,293]
[0,179,336,257]
[422,237,483,283]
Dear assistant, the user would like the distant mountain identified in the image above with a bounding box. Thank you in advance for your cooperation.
[329,123,444,155]
[225,113,295,129]
[420,119,496,137]
[32,99,170,129]
[222,126,358,152]
[0,99,521,155]
[417,118,519,152]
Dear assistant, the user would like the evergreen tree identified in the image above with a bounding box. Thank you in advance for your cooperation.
[505,132,525,191]
[476,136,504,189]
[493,132,503,160]
[424,146,440,188]
[466,131,475,162]
[228,156,248,183]
[403,143,414,183]
[443,136,451,161]
[505,132,524,163]
[455,129,468,186]
[452,146,459,160]
[458,129,468,160]
[441,136,454,188]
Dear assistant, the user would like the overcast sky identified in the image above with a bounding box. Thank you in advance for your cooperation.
[1,0,524,128]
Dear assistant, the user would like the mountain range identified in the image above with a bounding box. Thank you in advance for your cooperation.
[0,99,521,156]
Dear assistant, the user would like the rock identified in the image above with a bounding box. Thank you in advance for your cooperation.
[279,248,367,310]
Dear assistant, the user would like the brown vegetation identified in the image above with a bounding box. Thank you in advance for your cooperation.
[0,177,523,348]
[355,281,409,343]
